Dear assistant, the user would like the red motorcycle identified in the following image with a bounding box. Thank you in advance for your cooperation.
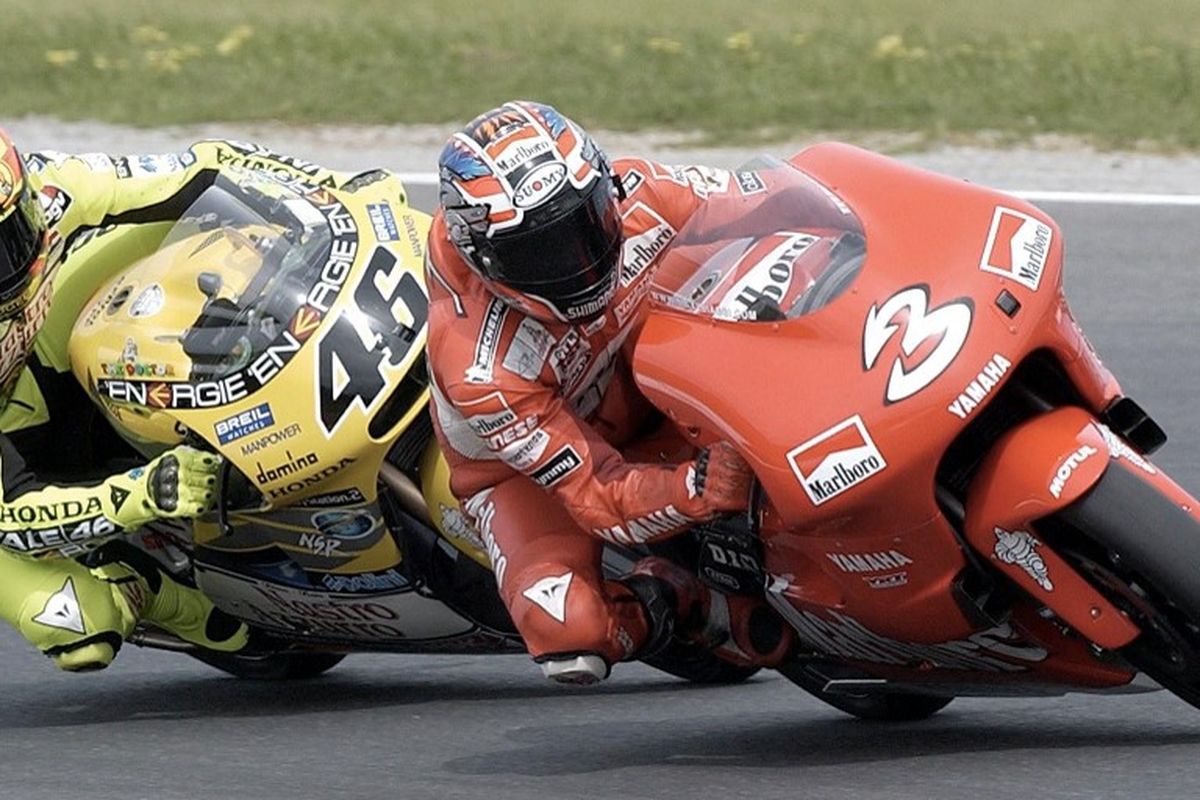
[634,144,1200,719]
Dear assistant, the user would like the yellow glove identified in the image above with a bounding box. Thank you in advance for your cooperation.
[105,446,222,529]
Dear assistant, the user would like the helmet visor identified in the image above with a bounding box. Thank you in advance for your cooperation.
[0,183,45,309]
[483,181,622,320]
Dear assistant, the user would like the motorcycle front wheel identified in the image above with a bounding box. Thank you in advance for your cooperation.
[1048,463,1200,711]
[189,650,347,680]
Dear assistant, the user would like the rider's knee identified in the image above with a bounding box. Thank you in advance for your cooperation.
[15,568,136,672]
[508,563,644,670]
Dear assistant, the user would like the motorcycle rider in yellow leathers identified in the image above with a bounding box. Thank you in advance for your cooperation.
[0,130,364,671]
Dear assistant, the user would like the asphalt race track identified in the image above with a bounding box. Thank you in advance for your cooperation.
[1,197,1199,800]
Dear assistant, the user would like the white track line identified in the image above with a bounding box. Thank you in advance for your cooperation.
[396,171,1200,205]
[1006,190,1200,206]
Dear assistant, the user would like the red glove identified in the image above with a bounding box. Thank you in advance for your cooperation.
[675,441,754,519]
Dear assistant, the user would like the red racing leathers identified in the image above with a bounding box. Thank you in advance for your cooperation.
[426,160,764,665]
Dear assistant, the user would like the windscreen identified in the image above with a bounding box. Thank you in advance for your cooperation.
[652,159,865,322]
[160,170,334,382]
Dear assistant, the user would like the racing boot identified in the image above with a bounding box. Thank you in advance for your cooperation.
[87,541,249,656]
[626,556,794,668]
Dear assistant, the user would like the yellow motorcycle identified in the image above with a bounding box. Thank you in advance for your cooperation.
[59,166,752,683]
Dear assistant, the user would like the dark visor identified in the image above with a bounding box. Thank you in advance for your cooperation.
[0,183,45,306]
[482,181,622,306]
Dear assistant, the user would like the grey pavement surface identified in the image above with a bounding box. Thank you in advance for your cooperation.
[1,196,1199,799]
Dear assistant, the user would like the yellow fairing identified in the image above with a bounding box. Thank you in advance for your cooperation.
[69,173,431,512]
[418,438,490,568]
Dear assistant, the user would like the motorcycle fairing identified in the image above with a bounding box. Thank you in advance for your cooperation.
[64,170,515,650]
[69,169,430,509]
[633,144,1152,687]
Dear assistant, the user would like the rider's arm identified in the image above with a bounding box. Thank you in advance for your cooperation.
[0,437,219,559]
[27,141,368,246]
[439,376,750,546]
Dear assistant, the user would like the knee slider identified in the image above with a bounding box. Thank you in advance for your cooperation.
[45,633,124,672]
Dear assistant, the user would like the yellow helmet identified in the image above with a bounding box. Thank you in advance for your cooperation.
[0,128,47,319]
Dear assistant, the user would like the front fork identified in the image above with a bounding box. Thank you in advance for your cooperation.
[961,406,1200,650]
[960,410,1137,647]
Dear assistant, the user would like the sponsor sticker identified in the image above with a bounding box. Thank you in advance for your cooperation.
[548,329,591,390]
[501,317,554,380]
[734,170,766,195]
[37,185,72,226]
[1048,444,1099,498]
[493,138,553,173]
[619,202,676,286]
[865,573,909,590]
[1097,424,1157,475]
[786,415,887,506]
[614,275,653,327]
[254,449,319,485]
[500,429,551,471]
[530,445,583,487]
[947,353,1012,419]
[117,151,197,179]
[620,169,645,196]
[128,283,165,319]
[979,206,1052,291]
[512,162,567,208]
[825,549,913,573]
[239,422,301,456]
[295,487,368,508]
[714,232,819,320]
[993,527,1053,591]
[214,402,275,445]
[593,506,694,546]
[33,577,85,634]
[322,568,408,593]
[522,572,573,623]
[438,503,486,551]
[311,509,377,541]
[464,299,508,384]
[367,202,401,241]
[460,391,520,438]
[650,163,731,198]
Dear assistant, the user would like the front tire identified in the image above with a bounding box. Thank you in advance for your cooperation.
[1050,464,1200,710]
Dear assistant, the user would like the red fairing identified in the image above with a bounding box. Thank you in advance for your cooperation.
[631,143,1196,690]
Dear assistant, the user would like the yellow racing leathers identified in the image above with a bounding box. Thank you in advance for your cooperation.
[0,141,392,670]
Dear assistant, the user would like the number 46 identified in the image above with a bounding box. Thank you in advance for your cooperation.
[316,247,428,436]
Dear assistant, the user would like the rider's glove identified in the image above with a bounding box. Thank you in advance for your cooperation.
[674,441,754,519]
[105,446,222,529]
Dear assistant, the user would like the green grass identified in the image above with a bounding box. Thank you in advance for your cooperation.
[6,0,1200,147]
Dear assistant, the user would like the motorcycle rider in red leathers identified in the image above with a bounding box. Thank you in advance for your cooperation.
[426,100,794,683]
